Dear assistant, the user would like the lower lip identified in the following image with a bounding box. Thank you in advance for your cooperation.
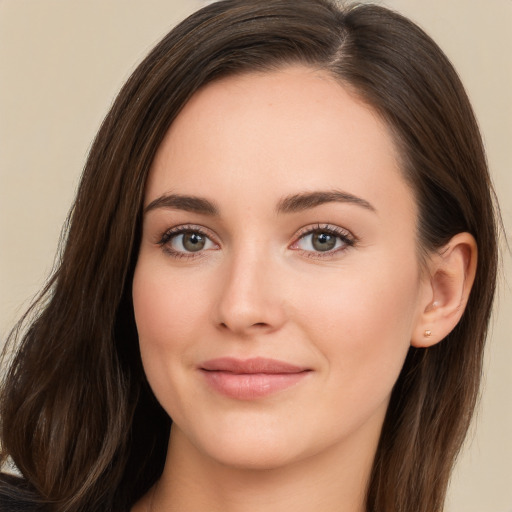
[200,370,309,400]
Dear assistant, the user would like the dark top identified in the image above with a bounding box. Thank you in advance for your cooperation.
[0,474,41,512]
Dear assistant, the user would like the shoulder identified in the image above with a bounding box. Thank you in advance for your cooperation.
[0,473,42,512]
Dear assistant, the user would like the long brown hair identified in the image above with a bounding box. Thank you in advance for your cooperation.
[0,1,499,511]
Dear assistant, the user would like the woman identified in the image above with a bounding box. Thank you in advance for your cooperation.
[0,1,500,511]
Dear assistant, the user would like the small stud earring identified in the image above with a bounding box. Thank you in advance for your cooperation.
[424,329,432,337]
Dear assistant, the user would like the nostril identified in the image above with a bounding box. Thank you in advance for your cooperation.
[218,321,270,332]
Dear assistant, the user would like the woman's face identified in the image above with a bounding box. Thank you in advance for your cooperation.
[133,66,430,470]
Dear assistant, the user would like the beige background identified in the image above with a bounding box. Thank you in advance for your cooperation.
[0,1,510,510]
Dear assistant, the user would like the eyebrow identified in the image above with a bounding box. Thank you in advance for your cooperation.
[276,190,376,214]
[143,189,376,216]
[144,194,219,215]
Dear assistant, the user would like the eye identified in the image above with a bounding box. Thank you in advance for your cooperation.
[291,225,355,255]
[159,226,217,257]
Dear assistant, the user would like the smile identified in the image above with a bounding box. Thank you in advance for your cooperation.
[199,357,312,400]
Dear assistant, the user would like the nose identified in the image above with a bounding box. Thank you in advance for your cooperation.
[213,248,287,336]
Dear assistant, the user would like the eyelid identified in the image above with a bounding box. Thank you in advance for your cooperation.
[155,222,356,260]
[157,224,220,258]
[289,223,356,256]
[293,223,354,240]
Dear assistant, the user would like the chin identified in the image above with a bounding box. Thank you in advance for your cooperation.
[174,416,312,471]
[203,440,303,471]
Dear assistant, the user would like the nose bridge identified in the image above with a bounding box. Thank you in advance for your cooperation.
[215,239,285,334]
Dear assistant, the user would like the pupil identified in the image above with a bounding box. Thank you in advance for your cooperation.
[312,232,336,251]
[183,232,205,252]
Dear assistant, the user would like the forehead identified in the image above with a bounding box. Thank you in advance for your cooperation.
[146,65,415,221]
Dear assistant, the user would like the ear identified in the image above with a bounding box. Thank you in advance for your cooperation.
[411,232,477,348]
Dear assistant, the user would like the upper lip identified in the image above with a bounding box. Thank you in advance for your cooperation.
[200,357,309,374]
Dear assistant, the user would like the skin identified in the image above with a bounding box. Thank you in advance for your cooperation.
[131,66,476,512]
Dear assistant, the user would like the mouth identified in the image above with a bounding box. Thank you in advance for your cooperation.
[199,357,312,400]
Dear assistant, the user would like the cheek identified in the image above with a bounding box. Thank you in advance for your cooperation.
[131,259,209,410]
[291,259,420,449]
[132,261,205,347]
[295,252,420,388]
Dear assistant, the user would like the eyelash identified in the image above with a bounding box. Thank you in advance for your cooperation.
[157,224,217,259]
[157,223,356,260]
[291,224,356,259]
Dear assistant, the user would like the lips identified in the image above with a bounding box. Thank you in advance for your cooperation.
[199,357,311,400]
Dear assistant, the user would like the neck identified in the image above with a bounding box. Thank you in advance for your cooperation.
[150,424,378,512]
